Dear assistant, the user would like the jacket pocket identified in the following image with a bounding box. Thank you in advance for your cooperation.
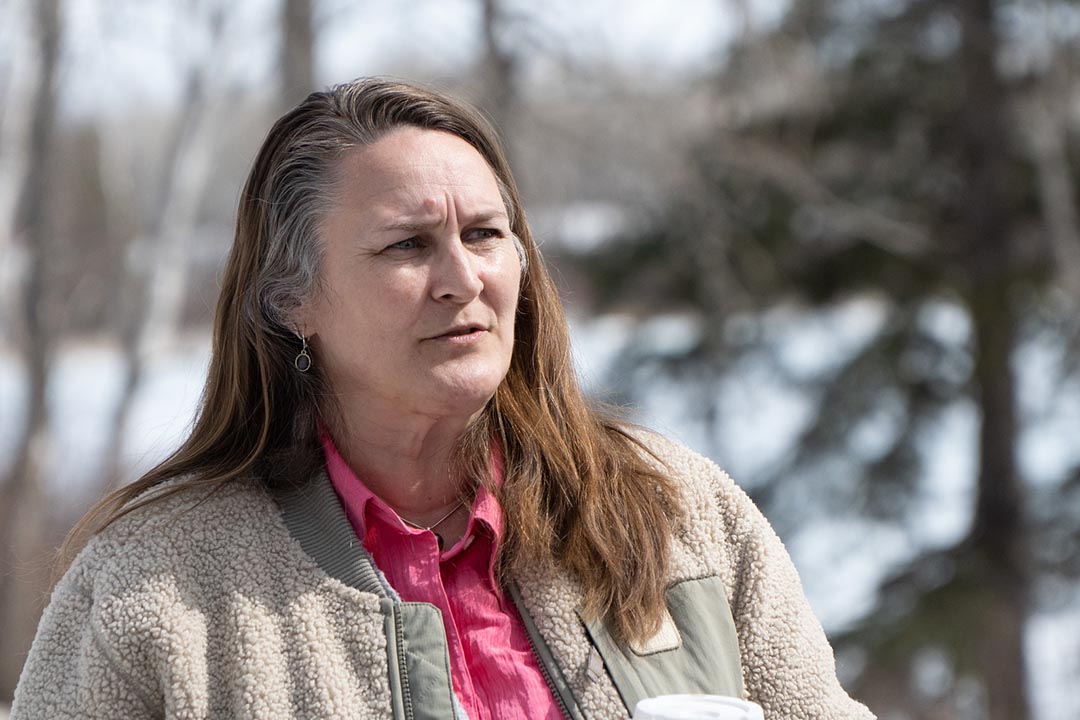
[577,575,744,713]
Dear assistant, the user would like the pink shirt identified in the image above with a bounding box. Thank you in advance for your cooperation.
[321,432,564,720]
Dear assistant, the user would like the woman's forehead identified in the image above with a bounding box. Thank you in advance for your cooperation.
[331,128,507,224]
[340,128,495,187]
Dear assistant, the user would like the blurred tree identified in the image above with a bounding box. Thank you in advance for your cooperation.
[579,0,1080,717]
[479,0,519,147]
[281,0,315,109]
[99,1,229,491]
[0,0,62,698]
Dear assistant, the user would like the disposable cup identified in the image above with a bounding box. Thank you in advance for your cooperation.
[632,694,764,720]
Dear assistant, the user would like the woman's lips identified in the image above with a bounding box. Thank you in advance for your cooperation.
[428,327,487,343]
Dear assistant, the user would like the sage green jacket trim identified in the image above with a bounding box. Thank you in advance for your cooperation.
[276,473,389,597]
[579,577,744,712]
[390,603,458,720]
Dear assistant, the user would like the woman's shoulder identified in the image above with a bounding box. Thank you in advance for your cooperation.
[104,476,278,544]
[63,476,298,601]
[621,425,743,500]
[622,426,777,568]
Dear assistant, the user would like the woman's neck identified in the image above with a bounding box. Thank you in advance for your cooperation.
[324,407,475,521]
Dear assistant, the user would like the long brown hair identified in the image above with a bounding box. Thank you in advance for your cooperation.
[61,78,683,644]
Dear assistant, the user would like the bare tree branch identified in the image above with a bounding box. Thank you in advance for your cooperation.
[713,136,933,257]
[1021,2,1080,297]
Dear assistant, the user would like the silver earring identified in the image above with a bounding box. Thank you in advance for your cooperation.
[294,334,312,372]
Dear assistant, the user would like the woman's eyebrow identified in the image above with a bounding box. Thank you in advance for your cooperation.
[376,219,432,234]
[375,210,508,234]
[466,210,509,224]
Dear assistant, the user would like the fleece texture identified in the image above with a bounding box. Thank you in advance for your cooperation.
[12,434,874,719]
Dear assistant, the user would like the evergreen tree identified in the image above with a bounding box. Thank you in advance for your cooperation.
[580,1,1080,717]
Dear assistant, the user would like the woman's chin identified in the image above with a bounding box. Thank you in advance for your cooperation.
[417,377,502,419]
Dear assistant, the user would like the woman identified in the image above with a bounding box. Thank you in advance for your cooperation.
[13,78,874,719]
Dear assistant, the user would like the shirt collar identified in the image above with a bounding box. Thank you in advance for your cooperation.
[319,427,505,555]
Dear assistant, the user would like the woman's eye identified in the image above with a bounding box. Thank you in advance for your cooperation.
[467,228,503,242]
[388,237,422,251]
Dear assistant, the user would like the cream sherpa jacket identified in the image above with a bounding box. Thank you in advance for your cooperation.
[12,433,874,719]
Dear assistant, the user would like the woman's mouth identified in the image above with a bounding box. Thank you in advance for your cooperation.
[429,326,487,343]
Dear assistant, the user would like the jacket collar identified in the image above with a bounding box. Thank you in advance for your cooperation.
[272,468,394,599]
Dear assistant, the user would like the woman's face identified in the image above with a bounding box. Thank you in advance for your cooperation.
[301,127,521,423]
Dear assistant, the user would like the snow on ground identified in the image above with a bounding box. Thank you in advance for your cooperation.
[1029,608,1080,720]
[0,334,210,502]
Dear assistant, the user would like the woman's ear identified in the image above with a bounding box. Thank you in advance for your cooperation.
[289,299,316,340]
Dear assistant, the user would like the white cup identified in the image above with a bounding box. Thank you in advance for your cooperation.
[632,694,764,720]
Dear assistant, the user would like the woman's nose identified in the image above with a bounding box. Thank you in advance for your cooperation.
[430,237,483,303]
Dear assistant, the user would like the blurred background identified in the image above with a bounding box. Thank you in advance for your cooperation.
[1,0,1079,717]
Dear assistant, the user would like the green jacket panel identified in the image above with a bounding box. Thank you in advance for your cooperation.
[392,603,457,720]
[580,576,744,714]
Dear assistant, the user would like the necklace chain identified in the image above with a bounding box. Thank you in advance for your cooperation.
[398,498,468,533]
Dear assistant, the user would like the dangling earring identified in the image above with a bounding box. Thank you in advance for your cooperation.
[294,333,312,372]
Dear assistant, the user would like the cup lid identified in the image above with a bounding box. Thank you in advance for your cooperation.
[632,694,765,720]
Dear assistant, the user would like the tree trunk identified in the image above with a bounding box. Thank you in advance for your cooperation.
[0,0,61,699]
[281,0,315,109]
[98,6,226,491]
[957,0,1031,717]
[1025,20,1080,297]
[480,0,517,154]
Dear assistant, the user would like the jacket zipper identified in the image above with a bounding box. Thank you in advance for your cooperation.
[394,607,414,720]
[523,622,573,719]
[507,583,577,720]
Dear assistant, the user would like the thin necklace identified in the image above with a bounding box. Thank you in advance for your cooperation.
[398,498,468,550]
